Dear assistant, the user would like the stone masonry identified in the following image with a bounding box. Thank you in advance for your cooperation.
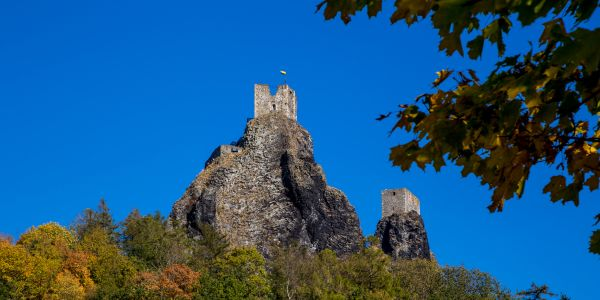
[204,145,242,168]
[376,188,431,260]
[170,84,362,256]
[381,188,420,218]
[254,84,297,120]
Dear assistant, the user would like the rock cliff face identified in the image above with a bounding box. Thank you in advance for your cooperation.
[170,113,363,256]
[375,211,431,260]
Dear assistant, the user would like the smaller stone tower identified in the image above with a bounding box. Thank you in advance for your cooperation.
[381,188,420,218]
[254,84,297,120]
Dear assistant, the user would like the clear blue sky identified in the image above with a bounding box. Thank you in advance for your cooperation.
[0,1,598,298]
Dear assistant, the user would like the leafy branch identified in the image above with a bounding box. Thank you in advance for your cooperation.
[317,0,600,254]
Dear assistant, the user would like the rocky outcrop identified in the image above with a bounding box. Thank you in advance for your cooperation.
[170,113,362,256]
[375,211,431,260]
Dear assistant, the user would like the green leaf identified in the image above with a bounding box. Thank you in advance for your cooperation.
[570,0,598,23]
[439,31,464,56]
[367,0,383,18]
[543,176,567,202]
[590,230,600,255]
[553,28,600,74]
[467,35,484,59]
[483,18,510,56]
[390,0,432,25]
[539,18,568,44]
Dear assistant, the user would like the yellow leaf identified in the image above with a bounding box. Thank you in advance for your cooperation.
[433,69,453,87]
[516,175,526,197]
[575,121,588,135]
[544,66,560,80]
[526,93,542,109]
[507,85,527,99]
[582,143,597,154]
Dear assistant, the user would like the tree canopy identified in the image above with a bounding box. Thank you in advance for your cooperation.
[1,199,560,299]
[72,198,118,241]
[317,0,599,254]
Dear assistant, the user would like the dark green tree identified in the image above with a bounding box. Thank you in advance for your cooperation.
[121,210,192,270]
[390,259,510,299]
[0,281,9,300]
[269,244,312,299]
[196,247,271,299]
[341,245,394,298]
[77,227,138,299]
[516,283,569,300]
[121,210,193,270]
[271,244,394,299]
[72,198,118,241]
[193,223,229,262]
[440,266,510,299]
[317,0,599,254]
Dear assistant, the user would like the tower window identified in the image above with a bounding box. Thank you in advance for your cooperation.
[393,192,396,196]
[272,104,276,110]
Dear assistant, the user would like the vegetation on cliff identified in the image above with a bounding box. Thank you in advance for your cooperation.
[171,114,363,256]
[0,200,568,299]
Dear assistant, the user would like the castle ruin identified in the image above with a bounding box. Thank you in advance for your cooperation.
[203,84,298,167]
[205,144,241,167]
[254,84,297,120]
[172,82,364,255]
[381,188,420,217]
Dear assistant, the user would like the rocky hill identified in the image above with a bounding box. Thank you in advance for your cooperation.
[170,113,363,256]
[375,211,431,260]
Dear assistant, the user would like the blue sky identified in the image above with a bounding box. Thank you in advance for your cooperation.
[0,1,598,298]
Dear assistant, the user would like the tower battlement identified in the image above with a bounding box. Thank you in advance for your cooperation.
[254,84,297,120]
[381,188,420,218]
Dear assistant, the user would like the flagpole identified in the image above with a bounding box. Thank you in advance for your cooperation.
[280,70,287,85]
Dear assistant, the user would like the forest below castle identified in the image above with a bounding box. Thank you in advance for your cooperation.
[0,200,564,300]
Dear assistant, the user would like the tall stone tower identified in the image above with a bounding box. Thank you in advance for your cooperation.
[254,84,297,120]
[376,188,430,260]
[381,188,420,218]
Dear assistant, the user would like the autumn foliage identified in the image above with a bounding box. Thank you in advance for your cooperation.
[0,223,95,299]
[317,0,599,255]
[136,264,200,299]
[0,200,567,299]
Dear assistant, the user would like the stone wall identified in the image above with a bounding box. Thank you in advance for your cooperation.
[254,84,297,120]
[205,144,242,168]
[381,188,420,218]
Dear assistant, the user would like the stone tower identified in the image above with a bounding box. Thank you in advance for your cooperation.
[381,188,420,218]
[254,84,297,120]
[170,82,362,256]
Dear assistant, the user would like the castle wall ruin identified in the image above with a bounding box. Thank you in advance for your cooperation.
[254,84,297,120]
[205,144,242,168]
[381,188,420,217]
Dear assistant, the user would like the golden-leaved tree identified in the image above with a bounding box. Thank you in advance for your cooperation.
[0,223,96,299]
[317,0,600,254]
